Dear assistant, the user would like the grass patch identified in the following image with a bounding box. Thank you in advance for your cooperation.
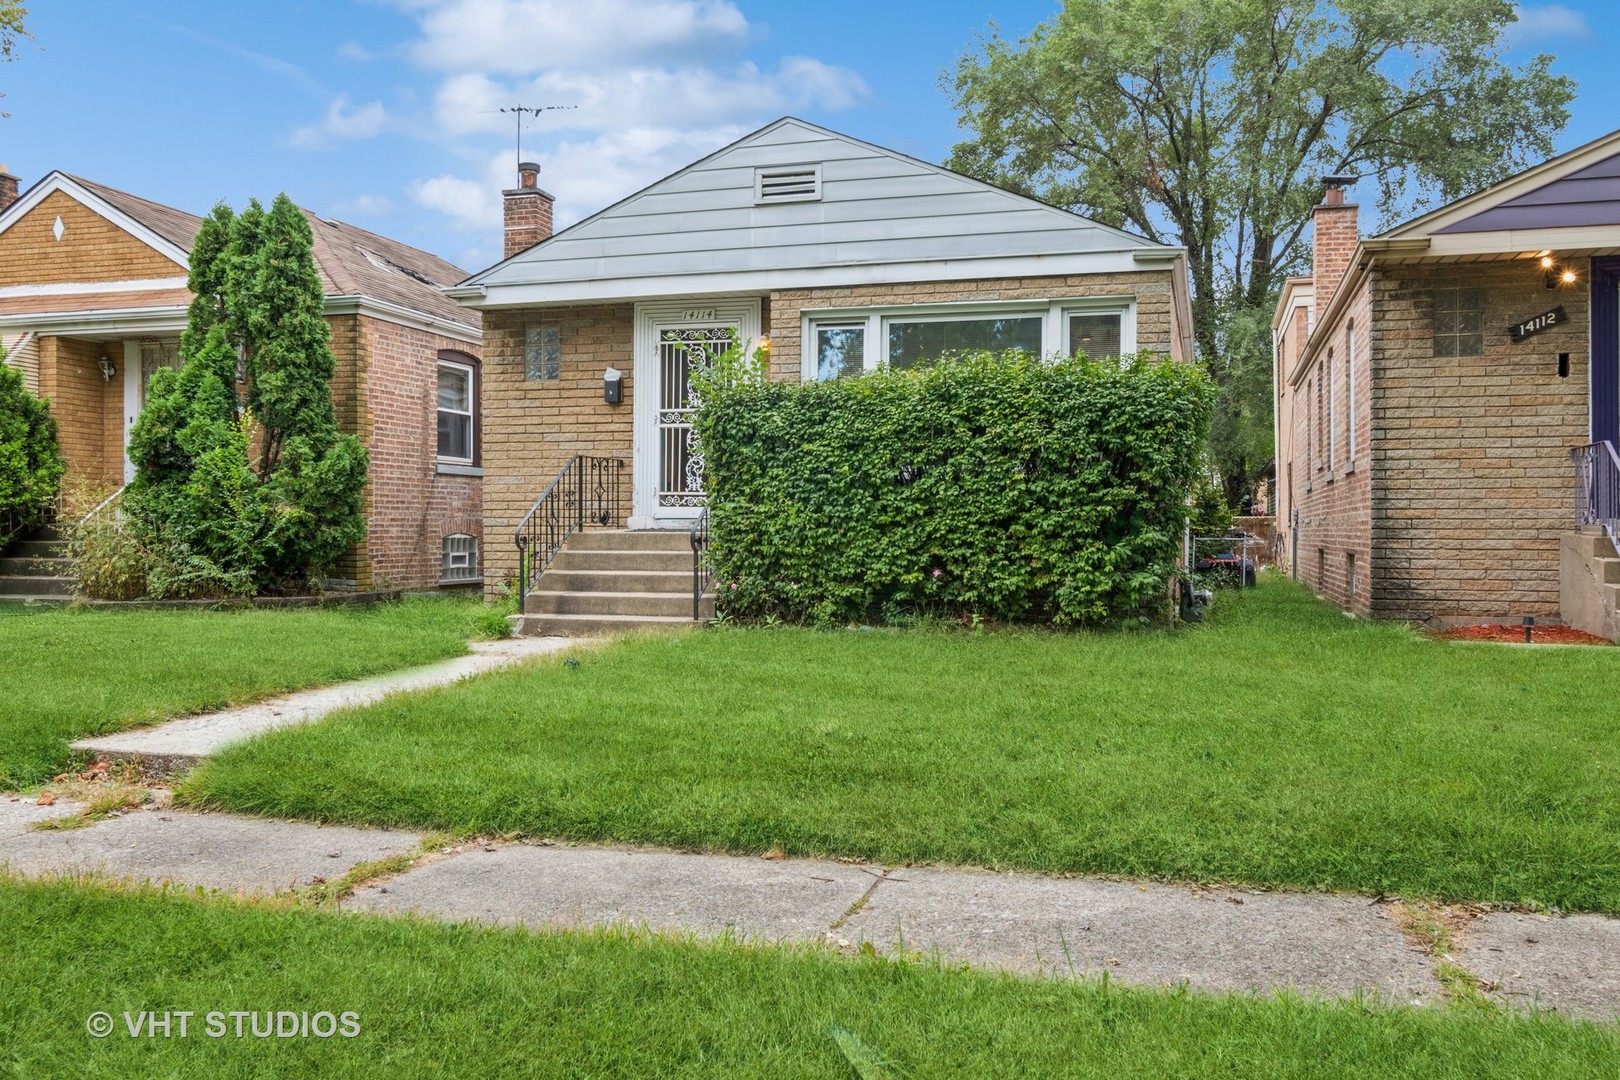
[0,597,492,790]
[184,578,1620,911]
[1,878,1616,1077]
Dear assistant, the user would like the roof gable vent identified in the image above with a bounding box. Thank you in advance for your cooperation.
[754,164,821,204]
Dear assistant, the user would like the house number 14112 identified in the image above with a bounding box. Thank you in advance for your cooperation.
[1508,306,1568,342]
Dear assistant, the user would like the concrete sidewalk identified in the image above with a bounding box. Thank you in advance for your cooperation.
[4,795,1617,1019]
[70,636,573,772]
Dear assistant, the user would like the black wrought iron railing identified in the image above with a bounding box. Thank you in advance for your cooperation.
[690,505,712,621]
[1574,441,1620,558]
[513,455,626,608]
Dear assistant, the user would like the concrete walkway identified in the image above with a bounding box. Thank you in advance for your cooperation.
[4,795,1618,1019]
[70,637,573,772]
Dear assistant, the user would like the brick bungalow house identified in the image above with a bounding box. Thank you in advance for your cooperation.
[0,166,484,595]
[1273,129,1620,636]
[449,117,1195,633]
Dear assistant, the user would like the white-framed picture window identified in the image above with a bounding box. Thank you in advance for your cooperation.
[804,297,1136,380]
[437,359,476,463]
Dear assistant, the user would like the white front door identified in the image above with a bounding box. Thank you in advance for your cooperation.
[121,339,183,482]
[631,299,761,529]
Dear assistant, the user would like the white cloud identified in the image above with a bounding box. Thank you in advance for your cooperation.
[408,173,501,232]
[336,41,376,61]
[1511,3,1592,43]
[289,96,390,150]
[393,0,750,74]
[432,59,868,139]
[383,0,871,260]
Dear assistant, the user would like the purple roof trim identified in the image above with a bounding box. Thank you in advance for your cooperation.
[1436,150,1620,233]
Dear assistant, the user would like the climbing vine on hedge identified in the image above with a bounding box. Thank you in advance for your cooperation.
[695,350,1214,626]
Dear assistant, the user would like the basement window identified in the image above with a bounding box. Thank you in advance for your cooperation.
[754,164,821,204]
[441,534,479,583]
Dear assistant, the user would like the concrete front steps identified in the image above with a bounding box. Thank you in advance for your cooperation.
[1560,530,1620,640]
[0,524,74,603]
[517,529,714,636]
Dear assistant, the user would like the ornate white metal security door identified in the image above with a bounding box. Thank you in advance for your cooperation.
[631,300,761,528]
[656,325,731,508]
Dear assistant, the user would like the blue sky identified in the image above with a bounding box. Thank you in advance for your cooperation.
[1,1,1616,274]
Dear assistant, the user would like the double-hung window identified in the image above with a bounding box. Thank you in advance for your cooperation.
[437,359,476,464]
[806,299,1134,379]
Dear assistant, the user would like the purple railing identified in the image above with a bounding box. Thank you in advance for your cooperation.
[1573,441,1620,557]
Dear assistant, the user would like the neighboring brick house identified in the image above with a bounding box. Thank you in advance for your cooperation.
[0,167,483,592]
[1273,130,1620,635]
[449,117,1195,632]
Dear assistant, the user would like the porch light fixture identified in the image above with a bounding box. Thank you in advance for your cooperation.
[98,353,115,381]
[602,366,622,405]
[1542,254,1578,289]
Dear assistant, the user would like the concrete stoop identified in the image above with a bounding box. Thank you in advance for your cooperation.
[1560,531,1620,642]
[518,529,714,636]
[0,524,74,603]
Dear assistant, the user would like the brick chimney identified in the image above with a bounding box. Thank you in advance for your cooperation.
[503,161,554,259]
[0,165,19,215]
[1312,175,1359,314]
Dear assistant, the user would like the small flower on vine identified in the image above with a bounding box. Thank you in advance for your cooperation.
[931,568,943,579]
[729,582,738,590]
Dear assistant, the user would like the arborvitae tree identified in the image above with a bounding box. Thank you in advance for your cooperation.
[0,356,64,548]
[125,193,368,593]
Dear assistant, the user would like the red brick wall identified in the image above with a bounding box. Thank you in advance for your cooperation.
[1288,276,1374,615]
[503,189,555,259]
[344,314,483,591]
[1312,203,1358,314]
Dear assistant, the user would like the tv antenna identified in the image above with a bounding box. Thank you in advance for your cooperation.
[491,104,577,165]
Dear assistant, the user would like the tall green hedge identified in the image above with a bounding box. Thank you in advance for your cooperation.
[696,351,1214,626]
[0,358,64,549]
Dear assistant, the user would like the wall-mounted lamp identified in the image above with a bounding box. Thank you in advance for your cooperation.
[602,366,622,405]
[98,353,116,382]
[1542,254,1579,289]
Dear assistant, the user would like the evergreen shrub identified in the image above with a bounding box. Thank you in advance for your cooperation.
[696,350,1213,626]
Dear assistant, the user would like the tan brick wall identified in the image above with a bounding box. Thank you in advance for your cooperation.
[1289,277,1374,615]
[766,271,1177,378]
[0,190,186,286]
[480,306,635,596]
[37,335,121,488]
[1367,261,1588,624]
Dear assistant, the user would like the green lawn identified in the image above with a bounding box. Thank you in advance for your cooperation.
[0,597,490,789]
[1,878,1614,1078]
[183,578,1620,912]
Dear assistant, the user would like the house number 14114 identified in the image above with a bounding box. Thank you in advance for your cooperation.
[683,308,718,322]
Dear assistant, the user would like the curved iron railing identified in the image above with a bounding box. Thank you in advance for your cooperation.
[1574,441,1620,557]
[513,455,626,608]
[689,505,712,621]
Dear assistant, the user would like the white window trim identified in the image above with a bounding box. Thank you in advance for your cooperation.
[800,296,1137,381]
[1345,322,1357,466]
[437,358,476,465]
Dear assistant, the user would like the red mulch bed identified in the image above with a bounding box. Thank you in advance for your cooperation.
[1429,624,1613,646]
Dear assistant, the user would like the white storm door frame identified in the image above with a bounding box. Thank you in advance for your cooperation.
[630,298,761,530]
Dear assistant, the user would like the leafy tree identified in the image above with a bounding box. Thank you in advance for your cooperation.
[944,0,1575,503]
[0,2,29,118]
[0,353,63,547]
[125,195,367,594]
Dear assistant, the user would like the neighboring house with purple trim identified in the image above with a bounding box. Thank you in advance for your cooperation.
[1273,130,1620,637]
